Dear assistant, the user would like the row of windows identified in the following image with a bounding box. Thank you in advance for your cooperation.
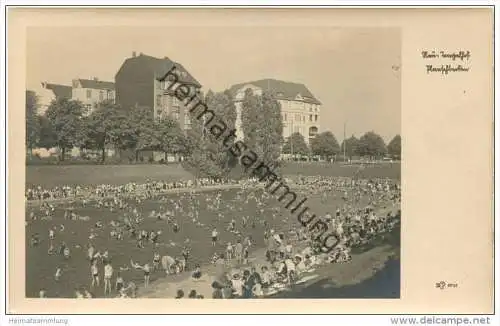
[154,107,190,124]
[86,89,115,101]
[159,79,194,94]
[282,113,318,123]
[279,100,320,112]
[309,105,319,113]
[156,94,180,107]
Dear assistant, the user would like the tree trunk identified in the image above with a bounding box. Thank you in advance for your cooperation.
[61,147,66,161]
[101,147,106,163]
[135,150,139,163]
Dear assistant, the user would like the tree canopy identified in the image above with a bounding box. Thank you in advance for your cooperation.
[26,90,40,155]
[45,98,85,160]
[282,132,309,156]
[340,135,359,160]
[240,89,283,167]
[387,134,401,159]
[310,131,340,159]
[81,100,127,162]
[182,90,237,178]
[356,131,387,158]
[28,89,399,168]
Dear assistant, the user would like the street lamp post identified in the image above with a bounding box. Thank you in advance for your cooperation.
[343,121,347,163]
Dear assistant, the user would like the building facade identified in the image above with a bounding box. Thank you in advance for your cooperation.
[115,52,201,130]
[229,79,321,144]
[36,82,73,115]
[71,78,115,116]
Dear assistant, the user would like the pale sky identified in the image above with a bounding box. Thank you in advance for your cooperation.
[27,26,401,143]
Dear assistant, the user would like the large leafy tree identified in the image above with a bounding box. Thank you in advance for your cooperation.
[240,89,283,171]
[282,132,309,156]
[25,90,40,157]
[82,100,126,162]
[240,89,262,156]
[183,90,237,178]
[357,131,387,159]
[112,116,137,160]
[126,105,155,161]
[387,134,401,159]
[182,91,208,177]
[45,98,85,161]
[157,116,186,161]
[36,115,58,150]
[340,135,360,160]
[310,131,340,160]
[260,91,284,168]
[208,90,238,176]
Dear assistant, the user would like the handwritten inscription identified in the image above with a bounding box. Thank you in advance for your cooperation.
[422,50,471,75]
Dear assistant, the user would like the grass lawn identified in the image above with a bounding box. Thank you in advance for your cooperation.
[25,185,399,298]
[26,162,401,188]
[281,162,401,179]
[25,162,401,298]
[26,164,194,188]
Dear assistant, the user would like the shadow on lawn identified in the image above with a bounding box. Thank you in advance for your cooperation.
[269,257,400,299]
[271,222,401,299]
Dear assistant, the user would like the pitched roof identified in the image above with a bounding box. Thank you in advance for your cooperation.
[117,53,201,87]
[42,83,72,99]
[229,78,321,105]
[76,79,115,90]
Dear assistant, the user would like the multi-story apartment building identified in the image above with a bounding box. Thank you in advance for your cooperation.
[229,79,321,144]
[115,52,201,130]
[36,82,73,115]
[71,78,115,115]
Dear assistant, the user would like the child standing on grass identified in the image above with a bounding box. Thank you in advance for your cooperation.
[90,261,99,288]
[153,252,161,272]
[104,262,114,296]
[235,240,243,265]
[211,228,218,246]
[226,242,234,260]
[131,260,151,288]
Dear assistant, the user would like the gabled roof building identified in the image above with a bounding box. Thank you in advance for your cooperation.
[115,52,201,130]
[229,78,321,144]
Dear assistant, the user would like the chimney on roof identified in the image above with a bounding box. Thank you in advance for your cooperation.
[132,51,136,57]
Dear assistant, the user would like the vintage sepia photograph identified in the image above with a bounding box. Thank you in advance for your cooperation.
[24,24,401,300]
[6,6,494,316]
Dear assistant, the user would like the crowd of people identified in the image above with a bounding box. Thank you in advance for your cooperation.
[178,177,401,299]
[25,178,257,202]
[26,174,400,299]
